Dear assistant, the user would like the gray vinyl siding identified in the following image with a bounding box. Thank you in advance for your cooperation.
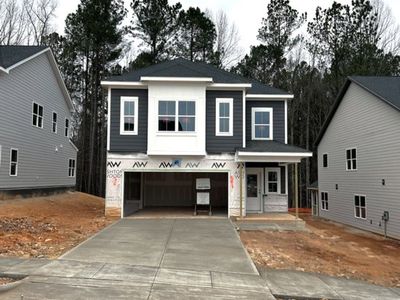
[0,52,77,190]
[318,82,400,239]
[246,100,285,144]
[109,89,148,152]
[206,91,243,153]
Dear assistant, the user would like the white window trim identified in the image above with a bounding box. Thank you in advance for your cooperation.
[65,118,70,137]
[321,191,329,211]
[157,100,196,133]
[52,111,58,134]
[32,101,44,129]
[215,98,233,136]
[322,153,328,168]
[345,147,357,171]
[251,107,273,140]
[265,167,281,194]
[68,158,76,178]
[354,194,367,219]
[120,96,139,135]
[9,148,18,177]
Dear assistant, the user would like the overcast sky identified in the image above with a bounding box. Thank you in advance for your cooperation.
[54,0,400,57]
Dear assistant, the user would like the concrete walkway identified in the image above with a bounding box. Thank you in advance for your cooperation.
[0,219,399,299]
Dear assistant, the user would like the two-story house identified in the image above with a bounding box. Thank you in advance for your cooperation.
[101,59,311,218]
[316,76,400,240]
[0,46,77,199]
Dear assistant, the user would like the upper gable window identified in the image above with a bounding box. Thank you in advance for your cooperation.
[120,97,139,135]
[65,119,70,137]
[323,153,328,168]
[52,112,58,133]
[216,98,233,136]
[346,148,357,171]
[32,102,43,128]
[252,107,273,140]
[158,100,195,132]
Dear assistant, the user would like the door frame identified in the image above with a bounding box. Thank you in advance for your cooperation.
[245,168,264,213]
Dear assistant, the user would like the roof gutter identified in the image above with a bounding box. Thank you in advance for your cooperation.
[246,94,294,99]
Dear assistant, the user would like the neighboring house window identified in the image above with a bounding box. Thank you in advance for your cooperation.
[52,112,58,133]
[252,107,273,140]
[32,102,43,128]
[321,192,328,210]
[346,148,357,170]
[323,153,328,168]
[9,148,18,176]
[216,98,233,136]
[120,96,138,135]
[354,195,366,219]
[158,100,195,132]
[65,119,69,137]
[68,159,76,177]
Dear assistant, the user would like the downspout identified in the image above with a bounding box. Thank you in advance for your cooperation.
[239,163,243,218]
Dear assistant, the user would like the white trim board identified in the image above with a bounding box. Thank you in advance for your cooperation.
[141,76,213,82]
[246,94,294,99]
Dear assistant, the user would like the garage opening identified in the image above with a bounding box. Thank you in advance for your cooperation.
[123,172,228,217]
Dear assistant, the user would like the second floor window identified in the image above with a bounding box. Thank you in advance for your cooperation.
[158,100,195,132]
[32,102,43,128]
[346,148,357,171]
[216,98,233,136]
[65,119,69,137]
[120,97,138,135]
[52,112,58,133]
[252,107,273,140]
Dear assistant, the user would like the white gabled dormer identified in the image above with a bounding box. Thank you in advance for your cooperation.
[144,77,211,156]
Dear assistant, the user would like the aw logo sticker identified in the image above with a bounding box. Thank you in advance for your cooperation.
[159,159,182,168]
[107,161,121,168]
[211,162,226,169]
[185,162,200,168]
[132,161,148,168]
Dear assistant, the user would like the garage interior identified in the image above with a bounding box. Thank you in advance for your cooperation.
[123,172,228,217]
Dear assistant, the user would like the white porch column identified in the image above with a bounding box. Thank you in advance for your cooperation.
[295,162,299,219]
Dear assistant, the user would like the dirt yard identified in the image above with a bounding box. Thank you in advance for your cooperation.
[240,214,400,287]
[0,192,115,258]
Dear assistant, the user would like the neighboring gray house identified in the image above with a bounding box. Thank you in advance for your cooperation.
[0,46,77,198]
[101,58,311,217]
[316,76,400,239]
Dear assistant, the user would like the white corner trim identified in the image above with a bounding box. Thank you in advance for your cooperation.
[246,94,294,99]
[0,66,9,74]
[120,96,139,135]
[107,88,111,151]
[101,81,147,88]
[140,76,213,83]
[242,89,246,148]
[215,98,233,136]
[284,99,288,144]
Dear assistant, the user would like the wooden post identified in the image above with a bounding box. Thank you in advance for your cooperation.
[239,163,243,218]
[295,163,299,219]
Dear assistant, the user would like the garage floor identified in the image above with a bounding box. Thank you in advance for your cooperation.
[61,218,257,275]
[127,207,228,219]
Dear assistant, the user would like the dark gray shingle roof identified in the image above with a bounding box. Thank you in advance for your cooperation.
[0,45,47,69]
[237,140,310,153]
[315,76,400,146]
[106,58,290,95]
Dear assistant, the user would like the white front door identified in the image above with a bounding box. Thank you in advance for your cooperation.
[246,169,262,212]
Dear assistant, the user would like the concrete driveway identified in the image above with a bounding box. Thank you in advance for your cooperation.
[1,218,275,299]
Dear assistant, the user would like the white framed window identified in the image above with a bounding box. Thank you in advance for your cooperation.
[52,112,58,133]
[120,96,139,135]
[65,119,69,137]
[346,148,357,171]
[9,148,18,176]
[158,100,195,132]
[321,191,328,211]
[354,194,366,219]
[68,159,76,177]
[32,102,43,128]
[323,153,328,168]
[216,98,233,136]
[252,107,273,140]
[265,168,281,194]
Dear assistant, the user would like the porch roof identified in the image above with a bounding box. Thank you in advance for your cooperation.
[235,141,312,163]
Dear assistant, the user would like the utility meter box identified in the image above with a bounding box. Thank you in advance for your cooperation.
[196,178,210,190]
